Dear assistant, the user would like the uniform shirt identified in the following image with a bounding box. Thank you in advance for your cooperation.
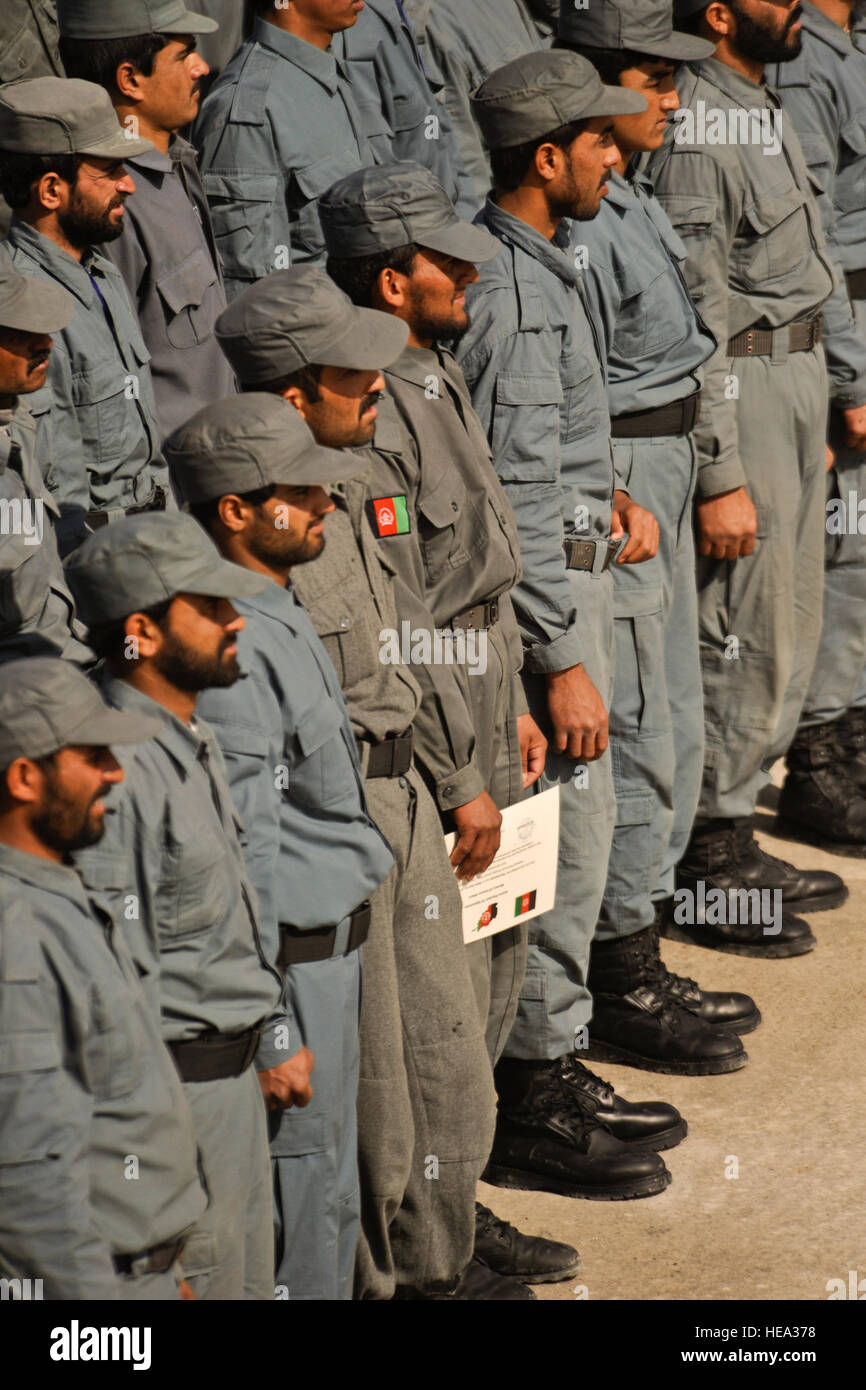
[75,675,281,1045]
[106,136,237,442]
[645,57,835,498]
[0,401,91,664]
[458,200,613,674]
[767,2,866,409]
[404,0,547,213]
[4,217,170,553]
[293,478,486,810]
[0,843,206,1299]
[194,17,389,296]
[574,168,716,482]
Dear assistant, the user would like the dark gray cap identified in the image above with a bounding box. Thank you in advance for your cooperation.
[471,50,647,151]
[0,78,153,158]
[318,163,500,263]
[0,247,73,334]
[216,268,409,384]
[57,0,218,38]
[559,0,714,59]
[64,511,268,627]
[0,657,160,766]
[165,392,369,506]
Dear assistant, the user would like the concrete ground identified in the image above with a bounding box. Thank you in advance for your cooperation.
[478,772,866,1301]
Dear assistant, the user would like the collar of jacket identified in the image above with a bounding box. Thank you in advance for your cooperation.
[0,838,91,904]
[800,0,855,56]
[7,215,121,307]
[252,15,341,92]
[480,198,584,290]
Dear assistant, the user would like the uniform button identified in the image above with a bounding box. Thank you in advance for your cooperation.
[339,616,350,629]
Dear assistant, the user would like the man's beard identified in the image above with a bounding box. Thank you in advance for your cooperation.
[33,783,107,855]
[729,0,803,62]
[57,188,126,250]
[153,627,240,693]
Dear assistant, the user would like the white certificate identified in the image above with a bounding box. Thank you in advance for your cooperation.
[443,785,560,944]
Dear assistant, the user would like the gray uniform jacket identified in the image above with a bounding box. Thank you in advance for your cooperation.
[106,137,237,442]
[196,578,394,1063]
[75,676,281,1046]
[0,401,91,664]
[574,168,716,482]
[0,843,206,1299]
[194,18,389,295]
[4,217,170,549]
[767,2,866,408]
[644,57,835,497]
[458,201,613,673]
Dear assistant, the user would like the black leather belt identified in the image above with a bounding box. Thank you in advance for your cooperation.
[86,486,168,530]
[610,391,701,438]
[278,901,371,968]
[169,1025,262,1083]
[361,731,413,778]
[727,316,823,357]
[113,1236,185,1277]
[451,597,499,630]
[846,269,866,301]
[563,537,620,574]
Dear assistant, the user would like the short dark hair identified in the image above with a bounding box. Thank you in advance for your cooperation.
[86,597,174,667]
[489,118,590,193]
[555,43,654,85]
[0,151,82,211]
[59,33,170,93]
[327,244,419,309]
[187,484,277,534]
[243,363,324,402]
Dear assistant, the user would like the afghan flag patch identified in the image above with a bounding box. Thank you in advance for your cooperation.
[372,495,411,537]
[514,890,537,917]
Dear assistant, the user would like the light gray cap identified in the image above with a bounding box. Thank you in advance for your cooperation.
[471,50,647,151]
[559,0,715,60]
[57,0,218,38]
[63,510,269,628]
[0,246,73,334]
[319,162,500,263]
[0,657,160,766]
[0,78,153,158]
[216,268,409,384]
[165,392,370,506]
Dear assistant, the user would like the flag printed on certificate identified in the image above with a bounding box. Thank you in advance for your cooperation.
[372,495,411,537]
[515,890,537,917]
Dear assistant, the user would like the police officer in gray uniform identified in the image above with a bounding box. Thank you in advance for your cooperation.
[0,78,173,556]
[167,395,395,1301]
[646,0,846,949]
[766,1,866,846]
[0,657,206,1300]
[0,253,91,664]
[66,512,284,1300]
[194,0,391,297]
[58,0,237,442]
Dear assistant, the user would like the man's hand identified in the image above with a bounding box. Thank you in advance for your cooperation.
[611,490,659,564]
[696,485,758,560]
[842,404,866,452]
[546,664,609,761]
[517,712,547,789]
[450,791,502,881]
[257,1045,315,1112]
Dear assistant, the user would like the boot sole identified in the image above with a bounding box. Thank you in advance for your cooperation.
[660,919,816,959]
[482,1163,672,1202]
[584,1039,748,1076]
[773,816,866,865]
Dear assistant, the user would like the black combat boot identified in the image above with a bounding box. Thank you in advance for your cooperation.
[585,926,748,1075]
[558,1056,688,1150]
[834,706,866,796]
[474,1203,581,1283]
[487,1057,672,1200]
[779,722,866,855]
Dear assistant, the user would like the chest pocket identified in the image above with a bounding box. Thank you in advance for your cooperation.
[560,352,609,446]
[202,171,279,281]
[156,810,227,939]
[491,372,562,482]
[156,247,220,350]
[736,183,810,285]
[80,974,144,1101]
[289,694,357,807]
[72,338,151,470]
[417,473,479,583]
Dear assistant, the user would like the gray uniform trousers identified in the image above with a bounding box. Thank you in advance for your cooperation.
[462,620,528,1064]
[598,433,703,936]
[502,573,616,1061]
[695,347,828,821]
[182,1069,274,1300]
[355,764,496,1299]
[270,944,362,1302]
[802,302,866,725]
